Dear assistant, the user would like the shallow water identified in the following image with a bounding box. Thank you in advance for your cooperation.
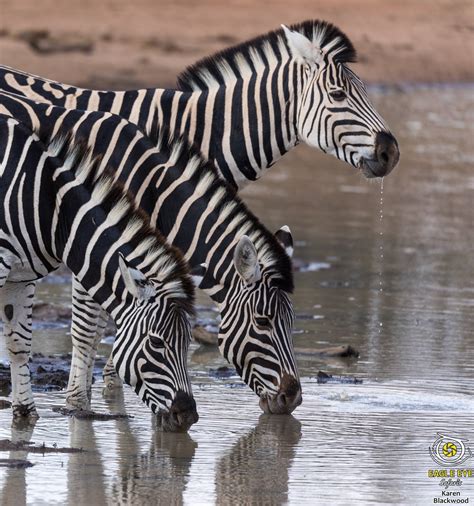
[1,86,474,505]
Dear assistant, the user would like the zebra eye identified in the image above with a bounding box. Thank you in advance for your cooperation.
[255,317,272,329]
[150,334,165,348]
[330,90,346,102]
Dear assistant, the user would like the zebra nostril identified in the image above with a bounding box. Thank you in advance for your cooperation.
[166,391,199,431]
[277,392,287,408]
[375,131,400,175]
[275,374,302,414]
[171,410,180,426]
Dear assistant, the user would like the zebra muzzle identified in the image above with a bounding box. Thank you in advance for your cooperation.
[358,131,400,178]
[159,391,199,432]
[259,375,302,415]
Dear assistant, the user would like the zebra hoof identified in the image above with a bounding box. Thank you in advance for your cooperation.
[65,396,91,412]
[12,404,39,419]
[103,375,123,390]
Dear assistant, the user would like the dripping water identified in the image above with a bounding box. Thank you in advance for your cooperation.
[378,178,384,333]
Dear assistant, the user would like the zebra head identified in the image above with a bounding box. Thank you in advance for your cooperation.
[194,226,301,414]
[282,21,399,178]
[113,256,198,432]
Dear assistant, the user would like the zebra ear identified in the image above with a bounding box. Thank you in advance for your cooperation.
[118,255,157,301]
[275,225,294,258]
[234,235,261,285]
[281,25,323,66]
[191,263,208,288]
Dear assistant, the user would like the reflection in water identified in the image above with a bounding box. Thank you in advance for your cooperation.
[67,418,107,506]
[106,389,197,505]
[0,419,37,506]
[216,415,302,505]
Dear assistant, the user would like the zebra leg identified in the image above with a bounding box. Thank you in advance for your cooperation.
[85,308,110,392]
[103,349,123,389]
[0,281,37,418]
[66,278,105,410]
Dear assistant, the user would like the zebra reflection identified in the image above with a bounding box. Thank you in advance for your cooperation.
[67,417,108,506]
[0,418,36,506]
[106,389,197,505]
[216,415,302,504]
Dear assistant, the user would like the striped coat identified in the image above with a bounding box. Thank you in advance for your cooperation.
[0,20,399,189]
[0,91,302,414]
[0,113,197,430]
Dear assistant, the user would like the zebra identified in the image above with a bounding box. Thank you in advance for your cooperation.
[0,91,302,415]
[0,113,198,431]
[0,19,399,190]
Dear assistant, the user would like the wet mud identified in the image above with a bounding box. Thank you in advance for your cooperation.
[0,353,107,393]
[51,407,130,420]
[0,459,34,469]
[0,439,83,454]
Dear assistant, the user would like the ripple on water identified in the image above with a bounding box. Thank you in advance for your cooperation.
[0,377,472,505]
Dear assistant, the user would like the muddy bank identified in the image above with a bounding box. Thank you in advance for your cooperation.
[0,0,472,89]
[0,353,107,393]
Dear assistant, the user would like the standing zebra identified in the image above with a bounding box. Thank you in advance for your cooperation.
[0,114,198,431]
[0,19,399,189]
[0,91,301,414]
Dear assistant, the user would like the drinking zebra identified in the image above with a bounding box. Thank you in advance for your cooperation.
[0,114,198,431]
[0,91,301,414]
[0,19,399,189]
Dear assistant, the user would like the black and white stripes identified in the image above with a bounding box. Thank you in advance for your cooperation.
[0,19,399,189]
[0,92,302,413]
[0,19,399,419]
[0,116,198,429]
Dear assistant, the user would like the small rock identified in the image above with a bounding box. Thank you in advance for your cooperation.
[193,325,218,346]
[0,399,12,410]
[209,366,236,379]
[316,371,363,384]
[0,459,34,469]
[17,29,94,55]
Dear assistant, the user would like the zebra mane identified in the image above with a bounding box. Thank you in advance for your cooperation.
[177,19,356,92]
[151,130,294,293]
[47,132,195,315]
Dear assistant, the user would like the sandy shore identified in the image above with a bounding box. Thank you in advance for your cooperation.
[0,0,473,89]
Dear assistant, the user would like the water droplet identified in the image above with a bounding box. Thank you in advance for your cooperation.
[378,178,385,333]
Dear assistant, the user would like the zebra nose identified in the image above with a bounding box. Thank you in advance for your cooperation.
[374,131,400,176]
[162,391,199,432]
[260,374,302,414]
[276,376,302,414]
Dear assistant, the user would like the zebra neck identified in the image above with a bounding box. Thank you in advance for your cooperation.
[153,75,299,190]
